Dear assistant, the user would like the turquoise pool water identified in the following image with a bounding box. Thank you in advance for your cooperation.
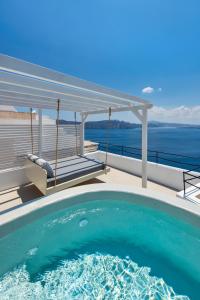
[0,192,199,299]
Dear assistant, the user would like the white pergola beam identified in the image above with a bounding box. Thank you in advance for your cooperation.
[141,108,148,188]
[0,72,142,108]
[0,97,103,112]
[0,54,152,107]
[130,107,143,123]
[85,105,148,115]
[0,79,126,109]
[38,109,43,157]
[0,54,152,189]
[0,92,112,111]
[80,112,89,155]
[0,90,118,110]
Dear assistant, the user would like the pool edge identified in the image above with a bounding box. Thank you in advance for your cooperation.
[1,184,200,227]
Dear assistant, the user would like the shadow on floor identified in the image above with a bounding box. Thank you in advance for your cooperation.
[17,184,43,203]
[17,178,104,202]
[0,178,105,215]
[76,178,104,186]
[0,184,43,215]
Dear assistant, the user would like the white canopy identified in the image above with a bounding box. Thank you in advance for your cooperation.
[0,53,152,188]
[0,54,152,113]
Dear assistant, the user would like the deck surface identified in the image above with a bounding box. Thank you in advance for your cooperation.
[0,167,177,214]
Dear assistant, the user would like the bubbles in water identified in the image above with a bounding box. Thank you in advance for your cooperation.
[46,209,87,228]
[0,253,189,300]
[27,247,38,257]
[45,208,103,228]
[79,218,88,227]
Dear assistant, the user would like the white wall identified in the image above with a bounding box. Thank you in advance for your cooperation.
[0,166,28,192]
[86,151,188,191]
[0,115,55,125]
[0,150,197,192]
[0,124,81,170]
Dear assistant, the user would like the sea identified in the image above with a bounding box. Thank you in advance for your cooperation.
[85,127,200,170]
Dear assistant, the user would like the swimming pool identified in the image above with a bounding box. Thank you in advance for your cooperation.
[0,186,199,299]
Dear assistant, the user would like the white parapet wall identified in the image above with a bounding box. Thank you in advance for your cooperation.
[0,166,29,192]
[86,151,187,191]
[0,150,197,192]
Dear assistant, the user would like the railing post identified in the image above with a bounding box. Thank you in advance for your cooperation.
[80,114,85,155]
[142,108,148,188]
[183,172,186,197]
[156,151,159,164]
[38,109,43,157]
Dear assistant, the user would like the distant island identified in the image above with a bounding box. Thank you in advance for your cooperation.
[59,119,200,129]
[85,120,140,129]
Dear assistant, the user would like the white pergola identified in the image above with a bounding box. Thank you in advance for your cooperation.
[0,54,152,187]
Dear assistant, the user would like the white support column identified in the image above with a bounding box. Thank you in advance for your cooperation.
[142,108,148,188]
[38,109,43,157]
[80,113,88,155]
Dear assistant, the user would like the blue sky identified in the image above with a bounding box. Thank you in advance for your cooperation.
[0,0,200,123]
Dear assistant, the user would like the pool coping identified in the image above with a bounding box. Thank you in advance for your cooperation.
[0,183,200,227]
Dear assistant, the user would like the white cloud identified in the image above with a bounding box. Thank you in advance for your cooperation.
[149,105,200,124]
[81,105,200,125]
[142,86,154,94]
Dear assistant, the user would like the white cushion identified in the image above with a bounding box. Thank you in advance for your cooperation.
[35,158,54,178]
[27,154,39,162]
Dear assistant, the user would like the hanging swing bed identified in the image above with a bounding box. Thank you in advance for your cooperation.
[25,100,110,195]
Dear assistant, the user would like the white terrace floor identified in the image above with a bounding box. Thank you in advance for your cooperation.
[0,167,177,214]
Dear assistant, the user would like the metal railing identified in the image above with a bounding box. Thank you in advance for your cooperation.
[95,141,200,195]
[183,166,200,197]
[96,141,200,170]
[96,141,200,194]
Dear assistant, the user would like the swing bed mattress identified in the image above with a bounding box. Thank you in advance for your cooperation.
[25,155,109,195]
[47,155,106,187]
